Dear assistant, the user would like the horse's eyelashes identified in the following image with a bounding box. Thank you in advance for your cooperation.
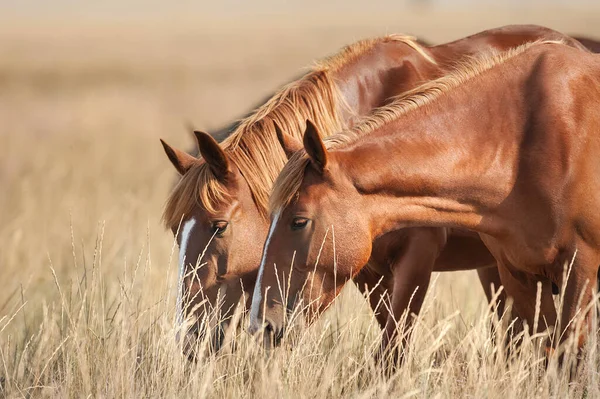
[212,221,229,237]
[291,217,309,230]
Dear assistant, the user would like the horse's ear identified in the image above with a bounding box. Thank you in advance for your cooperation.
[160,139,197,175]
[303,120,328,173]
[194,130,230,181]
[274,121,302,159]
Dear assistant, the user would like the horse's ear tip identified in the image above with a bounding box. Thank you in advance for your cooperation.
[159,139,172,151]
[193,130,211,144]
[194,130,213,140]
[304,122,320,142]
[305,120,320,135]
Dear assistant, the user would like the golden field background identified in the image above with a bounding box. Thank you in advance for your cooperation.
[1,4,600,397]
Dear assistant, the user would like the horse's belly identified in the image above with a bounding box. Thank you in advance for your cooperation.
[479,232,560,276]
[433,231,495,272]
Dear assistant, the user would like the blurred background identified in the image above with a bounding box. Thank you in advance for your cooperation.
[1,0,599,331]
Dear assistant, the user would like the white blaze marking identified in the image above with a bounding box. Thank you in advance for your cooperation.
[250,211,280,328]
[176,217,197,327]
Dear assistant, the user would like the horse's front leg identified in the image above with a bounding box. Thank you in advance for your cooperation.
[556,243,599,360]
[477,265,507,318]
[380,227,446,366]
[496,261,557,351]
[353,266,392,329]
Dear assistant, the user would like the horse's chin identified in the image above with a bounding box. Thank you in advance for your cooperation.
[182,328,201,362]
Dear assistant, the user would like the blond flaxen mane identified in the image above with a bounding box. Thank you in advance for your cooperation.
[163,34,431,227]
[269,40,567,214]
[312,34,437,71]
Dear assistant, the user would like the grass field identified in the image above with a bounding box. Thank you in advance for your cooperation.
[1,6,600,398]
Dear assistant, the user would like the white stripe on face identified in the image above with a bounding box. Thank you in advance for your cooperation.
[249,211,280,330]
[176,217,197,327]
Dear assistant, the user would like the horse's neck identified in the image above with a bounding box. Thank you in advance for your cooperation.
[340,72,526,239]
[332,41,438,125]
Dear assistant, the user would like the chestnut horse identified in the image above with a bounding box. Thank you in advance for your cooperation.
[160,26,588,354]
[251,41,600,361]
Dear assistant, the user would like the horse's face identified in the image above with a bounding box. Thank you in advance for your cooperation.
[176,168,268,352]
[161,132,268,355]
[249,121,372,345]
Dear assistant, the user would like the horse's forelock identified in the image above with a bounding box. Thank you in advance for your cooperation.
[163,163,230,228]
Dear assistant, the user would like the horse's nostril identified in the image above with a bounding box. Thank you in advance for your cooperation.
[264,320,274,334]
[263,319,284,347]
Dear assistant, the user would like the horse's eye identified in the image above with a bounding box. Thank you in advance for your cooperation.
[212,221,228,237]
[291,217,309,230]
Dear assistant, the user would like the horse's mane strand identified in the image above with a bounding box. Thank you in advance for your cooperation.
[269,39,566,215]
[163,34,430,227]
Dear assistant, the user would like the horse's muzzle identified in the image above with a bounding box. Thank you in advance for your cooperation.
[180,322,228,360]
[181,324,201,361]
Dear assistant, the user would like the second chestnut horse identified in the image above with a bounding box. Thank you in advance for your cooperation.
[252,41,600,361]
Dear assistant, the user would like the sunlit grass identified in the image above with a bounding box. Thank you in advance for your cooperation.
[1,221,598,398]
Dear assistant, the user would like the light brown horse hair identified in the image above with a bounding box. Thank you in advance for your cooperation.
[312,33,437,71]
[163,35,431,227]
[269,39,567,215]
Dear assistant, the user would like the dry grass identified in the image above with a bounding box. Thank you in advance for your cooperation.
[1,8,600,398]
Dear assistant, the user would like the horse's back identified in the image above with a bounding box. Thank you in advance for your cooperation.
[432,25,587,67]
[574,36,600,53]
